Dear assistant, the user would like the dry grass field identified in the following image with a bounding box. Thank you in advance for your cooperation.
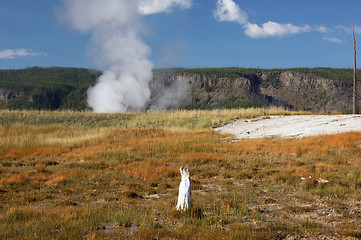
[0,109,360,239]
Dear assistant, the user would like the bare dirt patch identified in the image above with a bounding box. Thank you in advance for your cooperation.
[215,115,361,139]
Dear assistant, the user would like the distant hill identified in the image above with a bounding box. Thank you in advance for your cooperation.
[0,67,360,113]
[0,67,100,110]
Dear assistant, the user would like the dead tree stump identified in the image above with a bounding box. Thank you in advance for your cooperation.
[176,166,192,211]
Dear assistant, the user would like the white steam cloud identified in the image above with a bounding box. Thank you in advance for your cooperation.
[0,48,46,59]
[214,0,318,39]
[60,0,191,112]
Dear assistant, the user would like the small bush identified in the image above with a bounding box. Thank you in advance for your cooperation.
[123,191,142,199]
[168,206,203,219]
[340,229,361,238]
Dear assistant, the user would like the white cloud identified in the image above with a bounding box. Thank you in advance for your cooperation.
[0,49,46,59]
[315,25,329,33]
[244,21,311,38]
[336,25,361,35]
[214,0,248,24]
[213,0,316,39]
[138,0,192,15]
[322,37,342,43]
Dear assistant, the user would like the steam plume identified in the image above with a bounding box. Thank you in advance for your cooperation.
[151,80,190,110]
[60,0,191,112]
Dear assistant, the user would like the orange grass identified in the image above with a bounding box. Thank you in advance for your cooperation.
[2,147,70,160]
[45,172,68,185]
[119,158,179,181]
[0,172,46,185]
[234,132,361,157]
[0,168,74,187]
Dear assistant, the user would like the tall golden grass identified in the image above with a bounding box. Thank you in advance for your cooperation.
[0,125,106,150]
[0,107,309,130]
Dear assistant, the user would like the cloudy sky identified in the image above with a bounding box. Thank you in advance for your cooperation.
[0,0,360,69]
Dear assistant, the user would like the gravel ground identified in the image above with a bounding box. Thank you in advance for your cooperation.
[215,115,361,139]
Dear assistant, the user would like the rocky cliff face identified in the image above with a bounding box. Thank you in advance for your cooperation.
[149,72,289,110]
[149,71,361,113]
[0,89,25,103]
[260,71,359,112]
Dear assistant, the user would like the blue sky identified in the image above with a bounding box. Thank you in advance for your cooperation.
[0,0,360,70]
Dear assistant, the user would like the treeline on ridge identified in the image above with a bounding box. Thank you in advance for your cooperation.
[0,66,359,111]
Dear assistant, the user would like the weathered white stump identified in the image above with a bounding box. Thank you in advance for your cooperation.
[176,166,192,211]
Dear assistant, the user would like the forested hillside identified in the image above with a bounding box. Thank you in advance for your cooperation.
[0,67,100,110]
[0,67,359,113]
